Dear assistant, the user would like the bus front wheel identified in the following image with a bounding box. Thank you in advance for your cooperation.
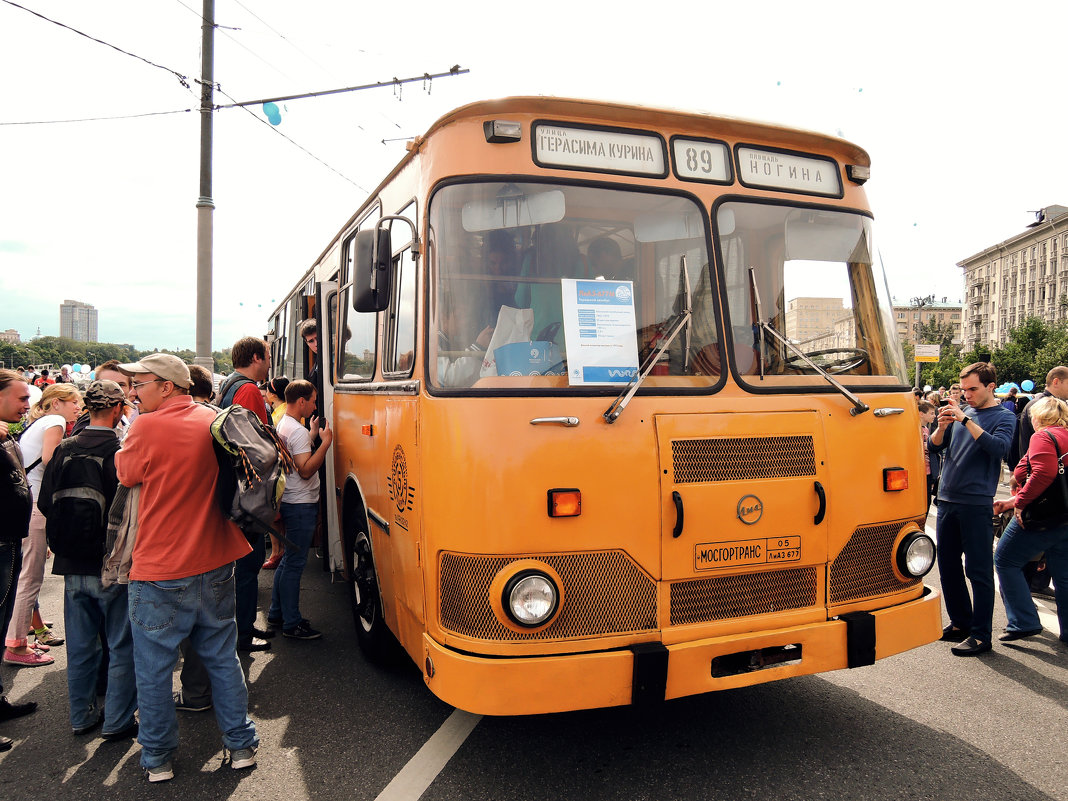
[344,525,397,663]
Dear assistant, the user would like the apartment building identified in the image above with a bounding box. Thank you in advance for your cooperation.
[958,204,1068,349]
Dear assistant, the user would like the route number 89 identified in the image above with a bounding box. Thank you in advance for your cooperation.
[673,139,729,183]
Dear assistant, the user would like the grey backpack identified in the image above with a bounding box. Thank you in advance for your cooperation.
[210,405,296,538]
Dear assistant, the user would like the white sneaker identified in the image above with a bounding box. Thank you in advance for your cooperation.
[145,761,174,782]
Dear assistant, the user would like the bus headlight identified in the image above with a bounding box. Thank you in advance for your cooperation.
[504,571,559,627]
[896,532,935,578]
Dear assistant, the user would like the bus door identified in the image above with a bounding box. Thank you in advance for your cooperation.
[656,412,830,626]
[316,279,342,572]
[379,240,424,653]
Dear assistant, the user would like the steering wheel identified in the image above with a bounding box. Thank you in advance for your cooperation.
[783,347,870,374]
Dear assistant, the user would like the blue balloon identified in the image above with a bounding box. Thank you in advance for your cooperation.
[263,102,282,126]
[1022,379,1034,392]
[72,363,82,372]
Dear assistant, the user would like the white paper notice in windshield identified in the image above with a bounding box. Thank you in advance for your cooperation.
[561,279,639,385]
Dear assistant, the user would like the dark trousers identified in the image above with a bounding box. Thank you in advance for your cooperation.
[234,533,266,642]
[0,543,23,696]
[178,637,212,706]
[935,500,995,643]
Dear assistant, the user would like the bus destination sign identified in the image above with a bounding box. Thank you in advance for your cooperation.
[534,124,666,176]
[694,536,802,571]
[737,146,841,196]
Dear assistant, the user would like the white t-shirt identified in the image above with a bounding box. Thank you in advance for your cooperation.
[20,414,66,503]
[278,414,319,504]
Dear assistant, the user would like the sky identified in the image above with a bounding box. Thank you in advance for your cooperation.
[2,1,1067,351]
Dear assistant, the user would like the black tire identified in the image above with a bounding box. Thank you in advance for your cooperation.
[344,523,400,663]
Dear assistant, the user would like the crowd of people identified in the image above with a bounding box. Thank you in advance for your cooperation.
[915,365,1067,657]
[0,324,329,781]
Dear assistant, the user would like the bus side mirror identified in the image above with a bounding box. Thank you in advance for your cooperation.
[352,228,393,312]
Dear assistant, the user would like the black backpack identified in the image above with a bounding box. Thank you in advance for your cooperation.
[42,438,119,563]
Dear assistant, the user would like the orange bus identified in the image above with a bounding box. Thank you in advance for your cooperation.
[268,97,941,715]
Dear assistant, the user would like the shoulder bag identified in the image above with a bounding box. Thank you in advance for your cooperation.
[1020,430,1068,530]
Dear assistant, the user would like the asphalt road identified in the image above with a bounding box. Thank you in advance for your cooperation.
[1,522,1064,801]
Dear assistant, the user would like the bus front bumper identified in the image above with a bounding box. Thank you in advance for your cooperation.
[422,585,941,716]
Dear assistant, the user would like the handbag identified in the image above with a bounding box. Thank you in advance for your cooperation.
[1020,431,1068,530]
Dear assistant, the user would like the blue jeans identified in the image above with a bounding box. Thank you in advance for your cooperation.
[269,503,317,629]
[64,575,136,733]
[936,500,996,643]
[128,563,258,769]
[235,532,266,641]
[0,543,22,696]
[994,517,1068,641]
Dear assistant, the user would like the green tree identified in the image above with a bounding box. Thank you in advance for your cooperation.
[989,342,1032,386]
[914,317,958,349]
[925,351,965,390]
[1031,321,1068,385]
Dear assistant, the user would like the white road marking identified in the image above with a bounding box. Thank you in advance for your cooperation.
[374,709,482,801]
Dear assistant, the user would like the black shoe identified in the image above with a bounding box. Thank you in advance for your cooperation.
[940,625,969,642]
[0,697,37,722]
[266,616,283,628]
[102,721,139,741]
[0,735,11,752]
[251,626,276,640]
[951,637,992,656]
[73,714,104,736]
[998,628,1043,642]
[237,637,272,653]
[282,622,322,640]
[173,691,212,712]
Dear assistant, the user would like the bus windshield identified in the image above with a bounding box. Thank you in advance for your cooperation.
[429,181,720,390]
[717,201,907,386]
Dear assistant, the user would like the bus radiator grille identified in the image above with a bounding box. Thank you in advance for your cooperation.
[668,567,818,626]
[671,436,816,483]
[439,551,658,641]
[828,519,925,604]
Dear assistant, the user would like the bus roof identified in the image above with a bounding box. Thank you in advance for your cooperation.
[425,96,871,165]
[286,96,872,314]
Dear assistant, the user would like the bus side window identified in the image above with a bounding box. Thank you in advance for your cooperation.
[385,247,417,375]
[338,232,378,381]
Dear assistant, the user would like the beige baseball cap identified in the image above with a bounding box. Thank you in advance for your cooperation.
[117,353,192,389]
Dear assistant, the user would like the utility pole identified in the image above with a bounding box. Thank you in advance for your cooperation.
[910,294,935,388]
[194,0,215,374]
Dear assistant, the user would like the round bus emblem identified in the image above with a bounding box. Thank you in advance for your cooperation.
[390,445,408,513]
[737,494,763,525]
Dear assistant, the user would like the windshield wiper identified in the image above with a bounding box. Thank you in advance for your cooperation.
[604,256,691,424]
[747,266,869,417]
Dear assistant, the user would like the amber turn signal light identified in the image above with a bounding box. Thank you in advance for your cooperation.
[883,467,908,492]
[547,488,581,517]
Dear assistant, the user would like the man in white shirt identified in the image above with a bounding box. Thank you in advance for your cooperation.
[267,380,332,640]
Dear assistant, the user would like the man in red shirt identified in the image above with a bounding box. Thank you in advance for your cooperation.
[115,354,258,781]
[216,337,273,652]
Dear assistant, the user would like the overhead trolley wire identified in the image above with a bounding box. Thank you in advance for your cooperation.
[1,0,191,88]
[0,107,195,126]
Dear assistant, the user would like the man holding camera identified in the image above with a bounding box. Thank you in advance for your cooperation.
[929,362,1016,656]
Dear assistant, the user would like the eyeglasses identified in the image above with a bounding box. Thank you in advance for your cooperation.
[131,379,165,390]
